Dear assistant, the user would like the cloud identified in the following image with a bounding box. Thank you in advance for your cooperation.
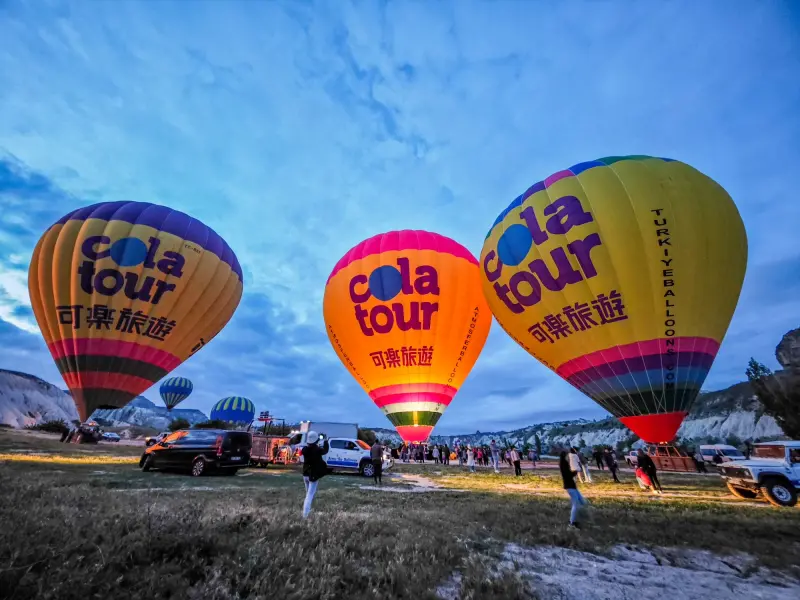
[0,0,798,434]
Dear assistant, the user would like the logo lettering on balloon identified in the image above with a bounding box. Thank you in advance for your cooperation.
[482,195,602,314]
[77,236,185,305]
[348,257,439,336]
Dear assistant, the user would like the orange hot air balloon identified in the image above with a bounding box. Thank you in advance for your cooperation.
[28,201,243,422]
[323,231,492,443]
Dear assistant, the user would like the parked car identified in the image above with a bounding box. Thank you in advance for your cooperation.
[299,436,392,478]
[624,451,638,467]
[144,431,170,447]
[101,432,121,442]
[139,429,252,477]
[718,441,800,507]
[699,444,745,464]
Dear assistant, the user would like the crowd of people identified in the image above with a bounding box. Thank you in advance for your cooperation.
[299,433,675,527]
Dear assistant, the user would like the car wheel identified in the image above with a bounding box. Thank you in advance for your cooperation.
[726,482,759,500]
[760,477,798,507]
[141,455,154,472]
[361,461,375,478]
[191,458,206,477]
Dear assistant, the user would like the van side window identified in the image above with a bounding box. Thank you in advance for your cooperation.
[329,440,347,450]
[790,449,800,464]
[345,441,358,451]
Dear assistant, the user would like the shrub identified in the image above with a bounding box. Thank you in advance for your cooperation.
[24,420,69,435]
[192,419,230,430]
[168,418,191,432]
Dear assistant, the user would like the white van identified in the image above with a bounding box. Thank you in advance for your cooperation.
[700,444,745,464]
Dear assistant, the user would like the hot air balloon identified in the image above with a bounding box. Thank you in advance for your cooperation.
[480,155,747,443]
[159,376,194,411]
[28,201,244,422]
[210,397,255,425]
[323,230,492,443]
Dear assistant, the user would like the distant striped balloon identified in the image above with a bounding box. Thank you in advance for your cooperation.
[159,377,194,411]
[210,396,255,425]
[28,201,243,422]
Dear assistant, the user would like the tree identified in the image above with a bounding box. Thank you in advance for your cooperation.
[534,434,542,456]
[169,417,190,432]
[725,434,742,448]
[746,357,800,439]
[193,419,230,429]
[357,428,376,445]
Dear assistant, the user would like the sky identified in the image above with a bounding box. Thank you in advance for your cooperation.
[0,0,798,434]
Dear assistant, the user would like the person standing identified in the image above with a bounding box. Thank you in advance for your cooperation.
[432,445,440,464]
[569,447,584,483]
[604,447,620,483]
[301,431,330,519]
[559,450,587,529]
[693,450,707,473]
[637,449,662,493]
[510,447,522,476]
[489,439,499,472]
[466,446,476,473]
[593,449,605,470]
[370,439,384,485]
[578,449,593,483]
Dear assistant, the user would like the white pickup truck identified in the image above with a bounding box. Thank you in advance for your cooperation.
[718,441,800,507]
[299,437,393,478]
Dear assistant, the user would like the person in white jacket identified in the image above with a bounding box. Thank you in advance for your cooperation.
[466,446,476,473]
[568,448,584,483]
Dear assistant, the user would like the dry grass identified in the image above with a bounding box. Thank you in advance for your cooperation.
[1,429,799,599]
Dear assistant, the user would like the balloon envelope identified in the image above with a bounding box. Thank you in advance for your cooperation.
[28,201,243,421]
[210,396,255,425]
[480,155,747,443]
[323,230,492,442]
[159,376,194,411]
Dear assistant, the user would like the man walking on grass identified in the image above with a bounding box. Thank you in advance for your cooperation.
[490,439,500,472]
[370,439,384,485]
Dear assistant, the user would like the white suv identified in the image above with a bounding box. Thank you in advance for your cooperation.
[301,437,393,478]
[718,441,800,507]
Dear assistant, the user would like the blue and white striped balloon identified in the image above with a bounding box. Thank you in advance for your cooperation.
[159,377,194,411]
[210,396,255,425]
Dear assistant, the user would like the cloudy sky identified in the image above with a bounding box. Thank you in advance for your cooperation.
[1,0,798,434]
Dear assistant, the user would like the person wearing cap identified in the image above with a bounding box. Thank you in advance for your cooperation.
[301,431,330,519]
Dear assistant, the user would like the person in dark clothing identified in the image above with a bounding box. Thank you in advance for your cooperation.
[604,448,620,483]
[637,450,662,493]
[559,450,587,529]
[370,440,384,485]
[301,431,330,518]
[594,450,605,470]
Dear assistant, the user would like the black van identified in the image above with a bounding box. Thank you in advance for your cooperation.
[139,429,252,476]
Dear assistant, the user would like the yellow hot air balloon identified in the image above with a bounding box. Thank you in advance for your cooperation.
[480,156,747,443]
[28,201,243,421]
[323,231,492,442]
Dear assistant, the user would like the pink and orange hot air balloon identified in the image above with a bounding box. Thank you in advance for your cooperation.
[28,201,243,422]
[323,231,492,442]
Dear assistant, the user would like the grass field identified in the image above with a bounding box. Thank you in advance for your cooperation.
[1,429,799,599]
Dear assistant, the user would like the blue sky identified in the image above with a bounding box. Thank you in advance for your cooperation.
[0,0,798,433]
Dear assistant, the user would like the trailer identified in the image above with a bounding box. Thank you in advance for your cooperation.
[249,434,292,467]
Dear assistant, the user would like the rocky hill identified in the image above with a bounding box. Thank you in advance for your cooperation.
[0,369,207,431]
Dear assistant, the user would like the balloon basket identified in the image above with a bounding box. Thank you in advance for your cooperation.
[642,444,696,472]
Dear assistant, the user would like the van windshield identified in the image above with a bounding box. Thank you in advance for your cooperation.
[720,448,744,457]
